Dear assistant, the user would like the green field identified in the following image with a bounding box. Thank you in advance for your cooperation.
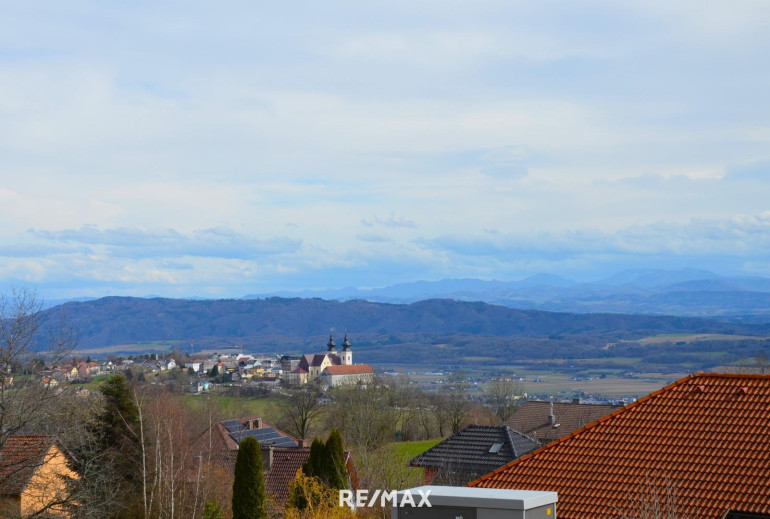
[179,393,288,423]
[388,438,442,459]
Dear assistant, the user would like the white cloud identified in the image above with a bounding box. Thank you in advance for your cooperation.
[1,1,769,296]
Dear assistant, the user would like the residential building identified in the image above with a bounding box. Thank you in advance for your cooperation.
[470,372,770,518]
[0,435,78,518]
[203,417,357,510]
[409,425,540,486]
[507,398,620,444]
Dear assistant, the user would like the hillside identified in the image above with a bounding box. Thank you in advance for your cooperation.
[40,297,770,371]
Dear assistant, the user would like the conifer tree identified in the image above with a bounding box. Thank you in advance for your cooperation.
[93,374,143,514]
[301,437,326,480]
[202,499,224,519]
[232,437,267,519]
[324,428,347,490]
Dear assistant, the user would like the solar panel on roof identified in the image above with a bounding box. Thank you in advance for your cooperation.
[242,429,281,440]
[253,428,280,438]
[221,419,241,428]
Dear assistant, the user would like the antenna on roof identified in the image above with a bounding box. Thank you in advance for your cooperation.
[548,396,556,426]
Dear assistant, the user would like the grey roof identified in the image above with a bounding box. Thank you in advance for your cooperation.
[408,425,540,472]
[507,400,621,442]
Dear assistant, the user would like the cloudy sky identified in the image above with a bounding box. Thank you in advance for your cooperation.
[1,1,769,299]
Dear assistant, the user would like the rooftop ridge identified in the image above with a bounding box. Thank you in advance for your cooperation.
[469,371,711,487]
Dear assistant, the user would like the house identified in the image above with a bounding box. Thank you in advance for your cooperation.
[190,380,211,393]
[470,372,770,518]
[318,364,374,387]
[204,417,357,510]
[409,425,540,486]
[184,362,202,373]
[40,377,58,387]
[0,435,78,518]
[506,398,620,444]
[264,446,357,510]
[61,366,78,381]
[207,417,300,471]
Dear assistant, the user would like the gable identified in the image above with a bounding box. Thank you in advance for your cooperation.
[472,373,770,518]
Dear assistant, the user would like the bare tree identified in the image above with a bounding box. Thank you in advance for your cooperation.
[326,380,395,451]
[282,386,324,440]
[0,288,77,448]
[0,287,79,513]
[485,378,523,424]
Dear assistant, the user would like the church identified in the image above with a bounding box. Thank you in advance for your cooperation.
[283,334,373,386]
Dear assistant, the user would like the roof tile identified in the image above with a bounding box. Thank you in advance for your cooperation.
[471,373,770,518]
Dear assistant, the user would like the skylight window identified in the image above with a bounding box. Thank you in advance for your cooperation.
[489,443,503,454]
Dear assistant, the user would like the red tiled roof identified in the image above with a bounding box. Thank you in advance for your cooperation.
[322,364,373,376]
[265,449,356,507]
[0,435,55,496]
[470,373,770,518]
[265,448,310,505]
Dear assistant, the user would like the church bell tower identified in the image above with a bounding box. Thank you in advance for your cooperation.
[341,333,352,365]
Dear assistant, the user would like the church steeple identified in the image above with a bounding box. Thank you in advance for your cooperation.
[327,333,337,353]
[341,333,353,365]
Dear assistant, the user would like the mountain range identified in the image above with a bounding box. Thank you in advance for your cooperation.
[242,268,770,321]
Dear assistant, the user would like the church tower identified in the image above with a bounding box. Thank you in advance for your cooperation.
[341,333,352,365]
[327,333,337,355]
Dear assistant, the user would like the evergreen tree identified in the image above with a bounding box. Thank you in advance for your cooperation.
[94,374,143,516]
[324,428,347,490]
[301,438,326,480]
[232,436,267,519]
[202,499,224,519]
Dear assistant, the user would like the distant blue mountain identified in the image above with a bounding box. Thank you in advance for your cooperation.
[242,269,770,320]
[596,268,721,288]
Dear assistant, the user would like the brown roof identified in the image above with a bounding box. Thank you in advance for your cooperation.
[322,364,373,376]
[265,447,310,505]
[265,449,356,507]
[0,435,56,496]
[507,399,620,443]
[471,373,770,518]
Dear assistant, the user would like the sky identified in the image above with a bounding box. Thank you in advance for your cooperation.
[1,1,769,299]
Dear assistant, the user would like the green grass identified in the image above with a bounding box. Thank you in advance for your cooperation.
[388,438,442,459]
[72,373,114,391]
[178,393,288,423]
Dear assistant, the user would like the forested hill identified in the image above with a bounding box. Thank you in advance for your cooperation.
[45,296,770,351]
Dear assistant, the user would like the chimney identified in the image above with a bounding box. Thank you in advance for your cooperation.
[246,419,254,430]
[300,438,311,448]
[547,398,556,426]
[262,445,274,472]
[256,418,262,429]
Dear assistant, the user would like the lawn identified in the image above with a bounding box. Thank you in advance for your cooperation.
[388,438,442,459]
[178,393,288,423]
